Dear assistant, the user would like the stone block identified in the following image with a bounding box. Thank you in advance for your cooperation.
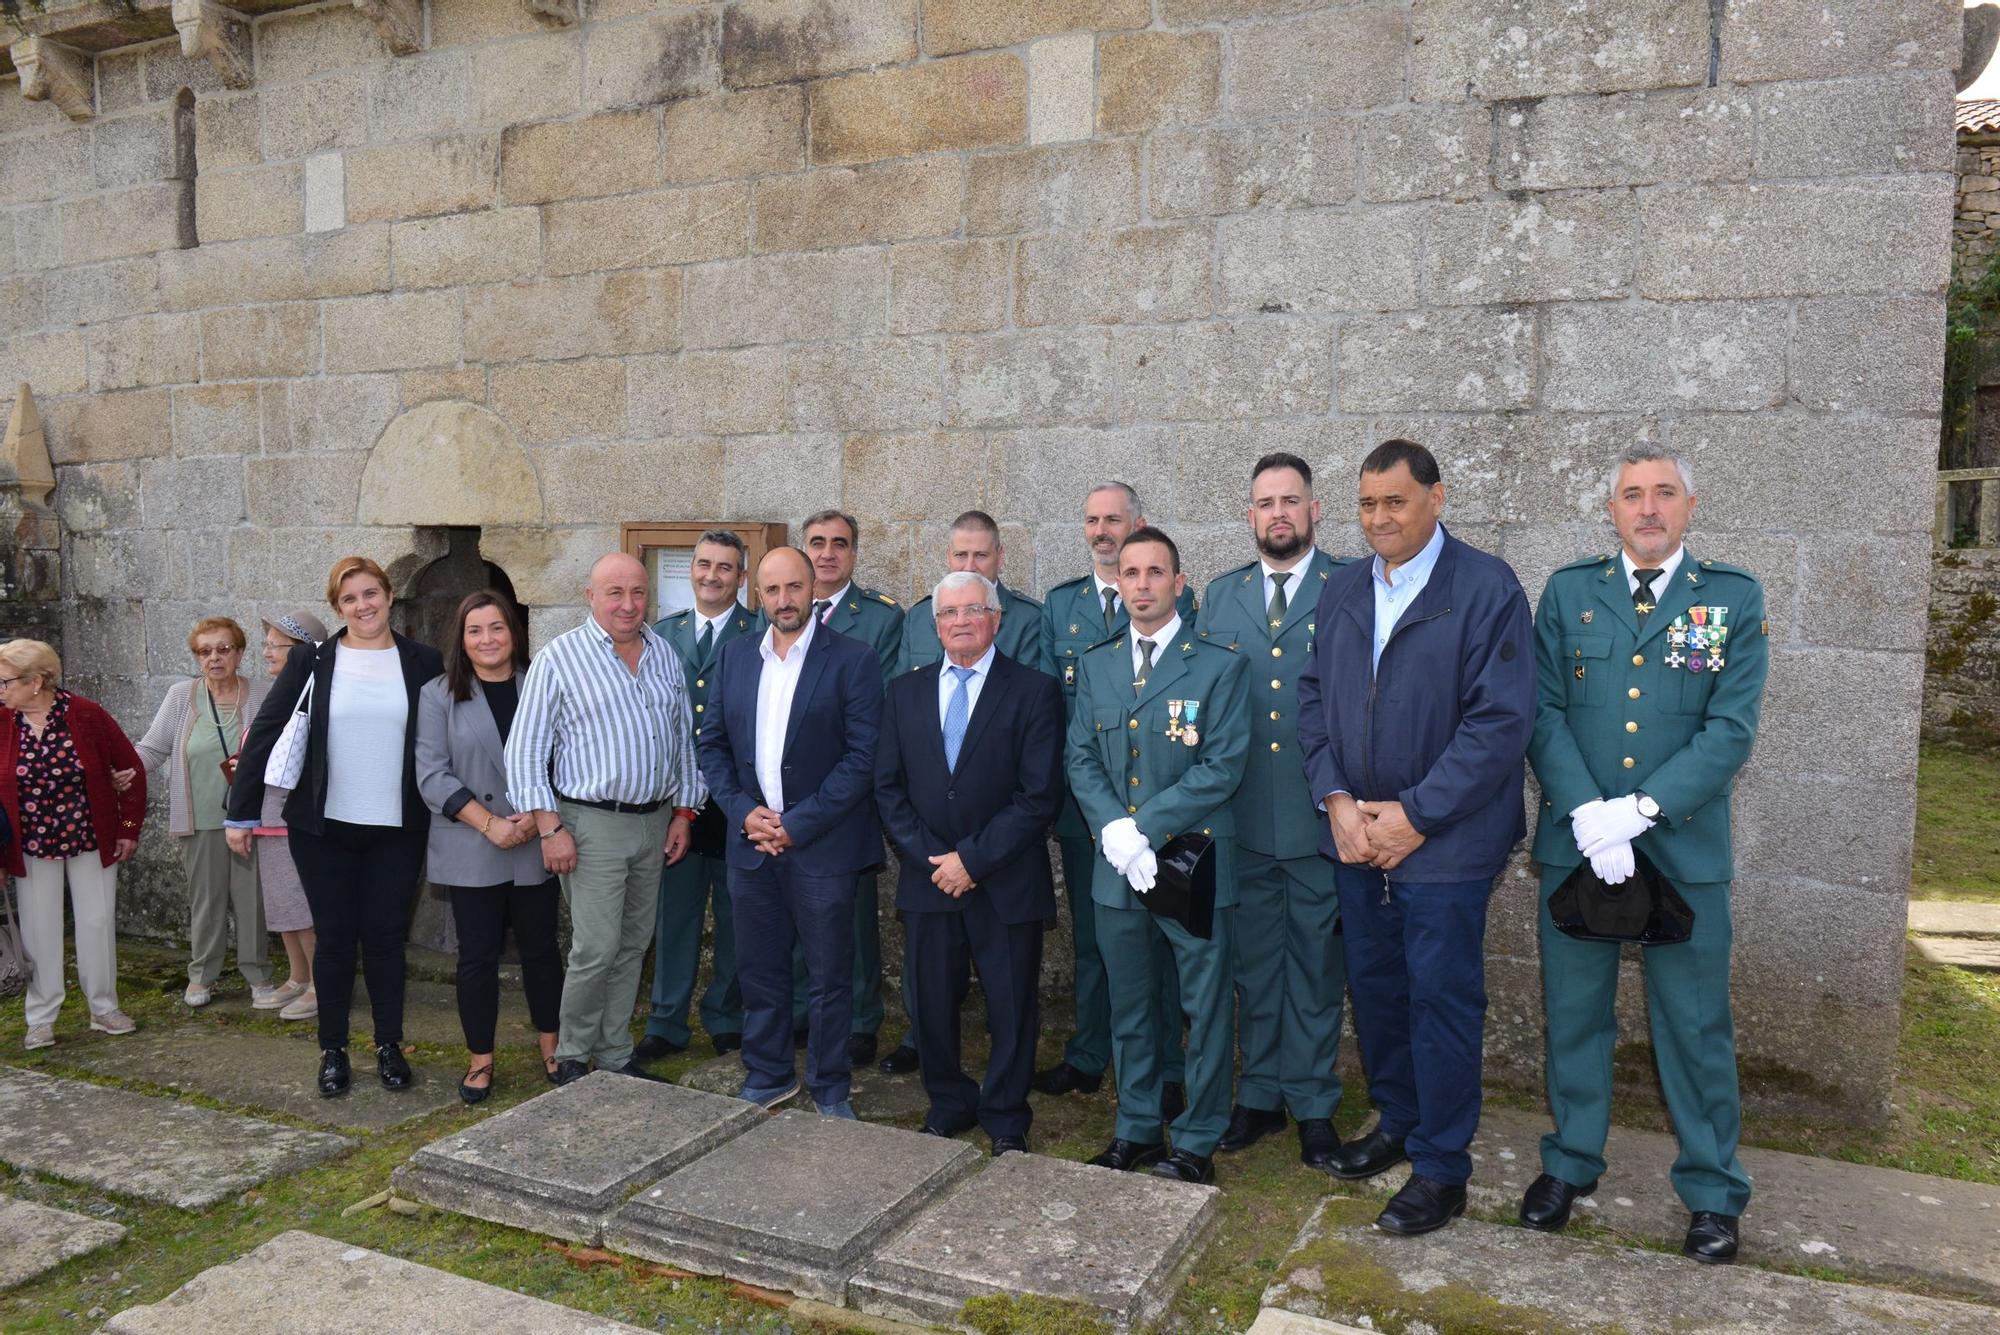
[1795,533,1931,656]
[1791,295,1944,415]
[1339,309,1537,413]
[472,32,583,126]
[1150,120,1354,220]
[889,239,1010,334]
[987,425,1178,523]
[396,1072,759,1242]
[721,430,844,518]
[1495,87,1753,191]
[851,1152,1219,1331]
[604,1110,980,1302]
[533,438,730,524]
[1545,301,1785,412]
[432,0,547,46]
[0,1194,126,1289]
[64,532,168,601]
[303,153,345,233]
[1426,193,1637,307]
[200,303,320,379]
[584,12,722,111]
[247,451,369,526]
[1218,207,1420,316]
[1015,224,1212,327]
[1230,7,1405,118]
[944,330,1110,427]
[492,358,626,443]
[1,329,87,397]
[1670,412,1936,534]
[924,0,1148,56]
[12,202,60,276]
[372,52,473,144]
[139,455,246,528]
[1168,417,1374,527]
[285,375,402,454]
[1358,104,1490,203]
[257,7,394,83]
[357,399,541,527]
[1114,319,1331,423]
[966,139,1138,237]
[92,109,176,189]
[0,132,89,207]
[722,0,917,89]
[60,184,187,265]
[323,290,463,373]
[685,249,885,348]
[1029,33,1094,145]
[1718,0,1962,83]
[345,133,499,223]
[1737,768,1917,891]
[260,71,372,162]
[1755,71,1955,178]
[88,313,201,392]
[627,346,788,436]
[42,388,171,464]
[1161,0,1325,16]
[1096,31,1220,136]
[844,430,990,521]
[1412,0,1709,101]
[754,160,960,253]
[809,55,1025,166]
[791,338,944,431]
[161,228,390,310]
[0,275,42,339]
[0,1068,351,1211]
[479,525,621,605]
[194,163,304,244]
[1639,178,1953,300]
[464,269,682,362]
[544,184,748,275]
[174,382,263,457]
[57,460,144,532]
[391,208,542,289]
[500,109,660,205]
[402,367,489,407]
[663,85,805,183]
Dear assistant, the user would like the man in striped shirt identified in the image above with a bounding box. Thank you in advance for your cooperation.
[507,552,706,1085]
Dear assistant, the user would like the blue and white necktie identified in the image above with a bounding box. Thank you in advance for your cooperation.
[943,666,975,772]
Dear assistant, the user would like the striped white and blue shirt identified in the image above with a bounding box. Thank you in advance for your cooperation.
[505,617,706,813]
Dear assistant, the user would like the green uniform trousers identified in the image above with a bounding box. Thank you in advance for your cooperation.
[180,828,270,989]
[1537,864,1751,1215]
[1097,902,1231,1155]
[557,802,669,1070]
[1060,834,1185,1081]
[1232,848,1344,1119]
[646,849,740,1048]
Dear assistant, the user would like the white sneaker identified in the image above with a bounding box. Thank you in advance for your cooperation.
[278,984,318,1020]
[184,984,212,1007]
[251,979,303,1010]
[90,1010,137,1035]
[24,1024,55,1050]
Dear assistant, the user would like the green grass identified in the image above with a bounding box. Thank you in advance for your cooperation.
[1912,743,2000,903]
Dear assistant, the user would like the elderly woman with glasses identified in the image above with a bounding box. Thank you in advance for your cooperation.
[135,617,275,1008]
[249,611,329,1020]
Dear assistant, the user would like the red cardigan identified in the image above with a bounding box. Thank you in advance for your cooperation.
[0,691,148,877]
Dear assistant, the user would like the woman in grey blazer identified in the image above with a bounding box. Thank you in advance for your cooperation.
[415,591,562,1103]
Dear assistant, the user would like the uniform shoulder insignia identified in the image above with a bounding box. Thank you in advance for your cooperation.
[1084,635,1126,655]
[878,593,897,605]
[1555,554,1609,574]
[1007,587,1044,611]
[1048,573,1091,593]
[1693,557,1757,580]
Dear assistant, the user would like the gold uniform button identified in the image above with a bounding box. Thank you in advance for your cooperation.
[1270,678,1282,689]
[694,704,704,713]
[1625,721,1638,733]
[1130,748,1139,758]
[1631,654,1644,666]
[1201,827,1211,836]
[1128,719,1138,729]
[1269,710,1281,721]
[1127,804,1137,814]
[1130,777,1140,786]
[1271,646,1283,658]
[1622,757,1636,769]
[1628,687,1641,700]
[1574,648,1583,659]
[695,679,705,688]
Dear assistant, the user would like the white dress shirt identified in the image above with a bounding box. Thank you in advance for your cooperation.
[1622,546,1685,598]
[695,608,732,645]
[937,643,997,730]
[754,613,818,811]
[816,582,851,622]
[1261,554,1312,618]
[323,643,408,826]
[1129,612,1183,679]
[1093,573,1120,625]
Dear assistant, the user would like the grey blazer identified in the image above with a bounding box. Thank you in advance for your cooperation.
[415,676,546,888]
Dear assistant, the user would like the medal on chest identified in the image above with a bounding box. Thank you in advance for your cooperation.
[1180,698,1200,747]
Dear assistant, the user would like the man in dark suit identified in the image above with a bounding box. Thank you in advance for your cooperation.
[696,546,883,1118]
[875,572,1064,1156]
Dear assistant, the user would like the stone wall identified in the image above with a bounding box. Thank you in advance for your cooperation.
[0,0,1959,1121]
[1926,547,2000,746]
[1956,132,2000,266]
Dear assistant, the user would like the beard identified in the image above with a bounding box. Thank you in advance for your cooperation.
[1257,525,1312,562]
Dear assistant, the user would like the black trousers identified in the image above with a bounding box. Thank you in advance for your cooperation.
[289,819,426,1051]
[445,878,564,1052]
[906,895,1043,1141]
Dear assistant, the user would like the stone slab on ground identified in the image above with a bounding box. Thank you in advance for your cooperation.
[206,976,534,1048]
[1244,1313,1371,1335]
[1913,936,2000,971]
[679,1051,931,1120]
[99,1229,652,1333]
[0,1067,352,1210]
[63,1027,459,1131]
[1907,901,2000,937]
[850,1151,1219,1333]
[0,1194,126,1289]
[1263,1198,2000,1334]
[395,1071,760,1244]
[605,1109,980,1302]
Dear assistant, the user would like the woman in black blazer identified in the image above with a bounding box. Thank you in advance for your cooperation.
[227,556,444,1099]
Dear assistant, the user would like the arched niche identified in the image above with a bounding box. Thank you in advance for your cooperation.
[357,400,543,528]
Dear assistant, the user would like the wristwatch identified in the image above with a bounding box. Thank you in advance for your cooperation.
[1634,791,1662,822]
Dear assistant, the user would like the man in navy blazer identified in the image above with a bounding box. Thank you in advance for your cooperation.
[875,572,1064,1155]
[1296,439,1535,1237]
[696,547,883,1118]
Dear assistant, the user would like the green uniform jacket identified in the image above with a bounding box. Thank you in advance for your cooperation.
[1196,551,1350,860]
[822,584,905,686]
[1528,552,1769,885]
[898,582,1051,676]
[1065,628,1250,911]
[652,604,760,746]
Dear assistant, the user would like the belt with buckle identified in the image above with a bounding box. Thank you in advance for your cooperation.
[558,793,666,816]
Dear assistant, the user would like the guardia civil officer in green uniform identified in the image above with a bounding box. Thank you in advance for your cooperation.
[635,530,759,1063]
[801,509,904,1066]
[1194,452,1351,1169]
[1523,445,1769,1265]
[1068,526,1249,1185]
[1036,482,1195,1109]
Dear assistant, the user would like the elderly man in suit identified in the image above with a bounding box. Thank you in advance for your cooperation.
[697,546,884,1118]
[876,571,1064,1155]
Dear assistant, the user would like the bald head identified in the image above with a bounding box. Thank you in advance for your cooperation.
[758,546,814,637]
[585,551,649,643]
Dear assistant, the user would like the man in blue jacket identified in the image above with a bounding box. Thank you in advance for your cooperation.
[1296,439,1535,1236]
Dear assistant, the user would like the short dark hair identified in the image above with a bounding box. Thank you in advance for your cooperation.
[800,509,859,545]
[694,529,748,566]
[1119,525,1181,575]
[445,590,529,702]
[1360,438,1440,487]
[950,509,1000,537]
[1252,452,1313,489]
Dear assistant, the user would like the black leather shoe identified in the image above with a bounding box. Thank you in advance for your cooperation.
[1088,1138,1168,1172]
[552,1058,590,1086]
[612,1061,665,1081]
[1150,1149,1215,1184]
[317,1047,350,1098]
[1217,1104,1287,1153]
[847,1033,878,1065]
[458,1060,494,1106]
[376,1043,412,1091]
[1031,1062,1103,1096]
[990,1135,1028,1157]
[1162,1081,1186,1122]
[1682,1211,1740,1264]
[712,1032,743,1055]
[1327,1127,1408,1180]
[633,1034,685,1063]
[1375,1174,1467,1236]
[1297,1118,1342,1171]
[1519,1173,1596,1232]
[878,1043,920,1074]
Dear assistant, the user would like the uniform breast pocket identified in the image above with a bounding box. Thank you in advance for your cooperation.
[1564,634,1612,707]
[1661,664,1716,716]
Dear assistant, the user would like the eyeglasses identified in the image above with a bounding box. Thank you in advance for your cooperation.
[193,646,238,658]
[935,607,996,622]
[0,677,22,689]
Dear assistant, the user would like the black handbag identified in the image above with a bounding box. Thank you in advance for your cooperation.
[1548,848,1695,946]
[1139,833,1218,940]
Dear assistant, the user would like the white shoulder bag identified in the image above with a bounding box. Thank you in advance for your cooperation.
[264,675,315,790]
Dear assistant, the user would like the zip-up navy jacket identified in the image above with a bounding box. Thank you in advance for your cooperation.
[1295,525,1535,883]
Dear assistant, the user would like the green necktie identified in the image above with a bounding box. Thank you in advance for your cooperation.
[1268,570,1290,629]
[1102,586,1118,630]
[1134,637,1155,694]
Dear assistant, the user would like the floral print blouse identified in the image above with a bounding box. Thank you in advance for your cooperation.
[14,691,100,860]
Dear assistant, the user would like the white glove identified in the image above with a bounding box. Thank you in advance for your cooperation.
[1589,840,1635,885]
[1577,794,1654,858]
[1099,818,1146,875]
[1568,799,1607,856]
[1125,846,1158,894]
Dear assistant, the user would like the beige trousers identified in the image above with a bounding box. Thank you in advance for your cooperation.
[17,854,120,1028]
[181,828,269,987]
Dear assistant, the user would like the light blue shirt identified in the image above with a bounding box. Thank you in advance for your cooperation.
[936,643,997,730]
[1370,522,1445,672]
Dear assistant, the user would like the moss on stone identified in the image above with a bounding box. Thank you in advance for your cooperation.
[959,1293,1113,1335]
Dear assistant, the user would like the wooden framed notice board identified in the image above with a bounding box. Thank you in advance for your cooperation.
[621,521,789,614]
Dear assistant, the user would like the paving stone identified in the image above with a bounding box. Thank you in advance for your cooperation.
[851,1151,1219,1332]
[100,1229,651,1333]
[1907,901,2000,938]
[1913,937,2000,972]
[397,1072,760,1244]
[677,1052,931,1121]
[0,1067,351,1210]
[1244,1312,1370,1335]
[0,1193,125,1289]
[61,1027,459,1133]
[605,1109,979,1301]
